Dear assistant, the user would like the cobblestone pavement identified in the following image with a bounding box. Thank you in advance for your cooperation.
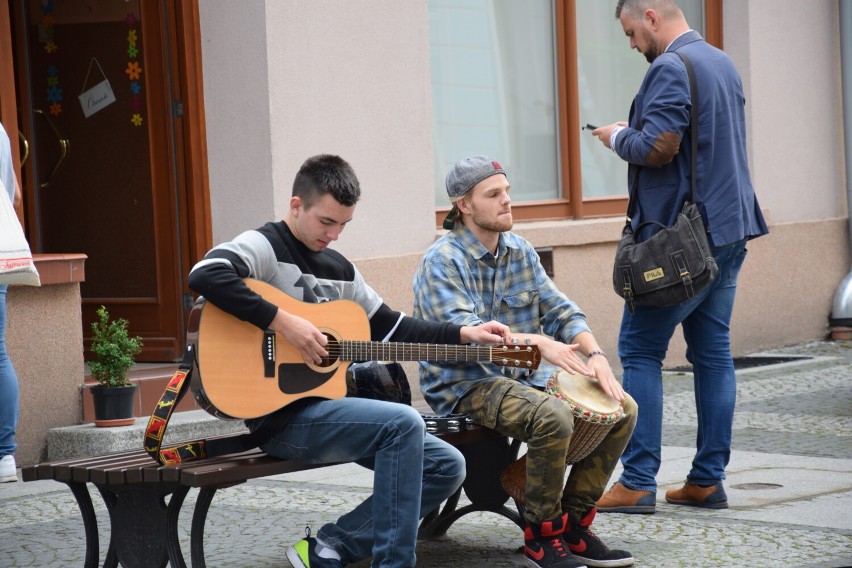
[1,341,851,567]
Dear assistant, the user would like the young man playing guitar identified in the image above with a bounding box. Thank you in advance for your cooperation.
[187,154,511,568]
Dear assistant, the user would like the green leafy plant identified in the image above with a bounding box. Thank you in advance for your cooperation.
[89,305,143,388]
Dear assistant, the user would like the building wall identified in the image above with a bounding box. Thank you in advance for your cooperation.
[198,1,850,379]
[726,0,847,224]
[8,282,84,465]
[9,0,847,467]
[199,0,438,258]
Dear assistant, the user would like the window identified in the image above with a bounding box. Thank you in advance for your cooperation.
[429,0,722,225]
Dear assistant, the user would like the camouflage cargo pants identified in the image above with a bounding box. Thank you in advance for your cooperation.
[456,377,637,524]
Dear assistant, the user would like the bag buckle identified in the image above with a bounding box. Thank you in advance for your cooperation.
[672,252,696,298]
[620,267,636,314]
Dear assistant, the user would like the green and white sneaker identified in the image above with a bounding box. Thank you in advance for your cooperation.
[286,529,346,568]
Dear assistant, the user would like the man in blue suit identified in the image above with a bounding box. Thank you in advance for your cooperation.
[592,0,768,514]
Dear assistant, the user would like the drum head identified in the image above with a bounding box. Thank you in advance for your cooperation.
[549,370,619,415]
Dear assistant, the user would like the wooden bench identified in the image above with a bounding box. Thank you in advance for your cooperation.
[23,423,523,568]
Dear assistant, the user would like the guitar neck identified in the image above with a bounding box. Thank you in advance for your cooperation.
[337,341,539,370]
[340,341,493,363]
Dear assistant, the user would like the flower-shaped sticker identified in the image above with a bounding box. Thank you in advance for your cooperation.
[128,45,139,58]
[125,12,138,26]
[127,29,138,44]
[44,41,58,54]
[131,113,143,126]
[130,81,141,95]
[49,102,62,116]
[125,61,142,81]
[46,85,63,103]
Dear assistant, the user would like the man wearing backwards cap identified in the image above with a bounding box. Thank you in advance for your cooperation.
[412,155,637,568]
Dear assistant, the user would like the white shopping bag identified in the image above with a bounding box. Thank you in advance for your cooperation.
[0,180,40,286]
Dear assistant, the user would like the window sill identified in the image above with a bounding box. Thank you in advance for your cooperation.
[438,217,626,249]
[33,253,87,286]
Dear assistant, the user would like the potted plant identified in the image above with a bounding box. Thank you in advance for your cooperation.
[88,305,143,427]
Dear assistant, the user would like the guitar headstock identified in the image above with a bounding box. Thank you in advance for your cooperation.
[491,344,541,370]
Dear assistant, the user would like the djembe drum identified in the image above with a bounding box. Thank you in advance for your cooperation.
[500,371,625,504]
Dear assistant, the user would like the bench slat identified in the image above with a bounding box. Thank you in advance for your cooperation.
[72,453,151,484]
[180,455,339,488]
[158,449,266,483]
[101,457,161,485]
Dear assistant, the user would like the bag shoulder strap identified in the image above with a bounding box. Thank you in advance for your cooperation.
[626,50,699,220]
[675,51,699,205]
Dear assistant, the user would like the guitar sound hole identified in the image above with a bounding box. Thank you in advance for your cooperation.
[318,335,340,369]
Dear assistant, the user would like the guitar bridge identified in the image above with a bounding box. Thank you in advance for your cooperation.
[262,330,276,378]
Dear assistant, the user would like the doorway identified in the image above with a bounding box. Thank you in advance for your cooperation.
[3,0,211,362]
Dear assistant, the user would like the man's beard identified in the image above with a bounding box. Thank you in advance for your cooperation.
[641,29,660,63]
[471,209,513,233]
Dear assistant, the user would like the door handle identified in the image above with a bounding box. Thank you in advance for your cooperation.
[34,109,70,188]
[18,129,29,167]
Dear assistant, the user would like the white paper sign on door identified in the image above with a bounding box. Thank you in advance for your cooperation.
[78,58,117,118]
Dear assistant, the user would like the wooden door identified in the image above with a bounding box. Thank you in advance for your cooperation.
[4,0,211,362]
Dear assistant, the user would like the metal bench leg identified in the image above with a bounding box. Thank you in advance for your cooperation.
[165,485,191,568]
[97,483,178,568]
[64,481,100,568]
[93,486,119,568]
[189,487,217,568]
[421,436,526,537]
[418,485,462,539]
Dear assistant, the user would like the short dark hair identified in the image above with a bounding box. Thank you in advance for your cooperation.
[616,0,681,19]
[292,154,361,208]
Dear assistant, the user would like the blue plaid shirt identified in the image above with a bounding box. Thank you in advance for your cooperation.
[412,225,591,415]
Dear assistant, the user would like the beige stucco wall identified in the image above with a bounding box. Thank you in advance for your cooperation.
[200,0,437,258]
[725,1,847,223]
[198,1,850,399]
[7,284,84,465]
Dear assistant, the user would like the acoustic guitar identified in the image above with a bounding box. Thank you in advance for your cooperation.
[186,278,541,419]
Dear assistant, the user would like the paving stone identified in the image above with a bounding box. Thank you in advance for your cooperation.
[1,341,851,567]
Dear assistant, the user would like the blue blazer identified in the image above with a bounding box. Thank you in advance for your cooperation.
[613,31,768,246]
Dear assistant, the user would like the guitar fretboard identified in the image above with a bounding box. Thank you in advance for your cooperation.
[338,341,536,368]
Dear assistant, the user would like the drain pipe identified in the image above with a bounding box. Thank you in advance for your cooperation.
[829,0,852,338]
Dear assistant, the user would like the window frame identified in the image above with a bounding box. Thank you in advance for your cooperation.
[434,0,723,227]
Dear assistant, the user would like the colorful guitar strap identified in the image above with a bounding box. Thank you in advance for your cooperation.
[143,345,205,464]
[143,344,259,465]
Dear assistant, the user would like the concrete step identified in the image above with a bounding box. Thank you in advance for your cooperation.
[46,410,248,461]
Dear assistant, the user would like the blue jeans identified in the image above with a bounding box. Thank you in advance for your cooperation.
[259,397,465,567]
[617,239,748,492]
[0,285,19,457]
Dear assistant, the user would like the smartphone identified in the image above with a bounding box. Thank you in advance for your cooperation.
[582,123,598,131]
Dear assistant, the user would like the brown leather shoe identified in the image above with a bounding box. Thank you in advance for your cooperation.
[595,482,656,514]
[499,455,527,504]
[665,481,728,509]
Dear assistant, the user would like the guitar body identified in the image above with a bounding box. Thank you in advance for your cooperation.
[190,279,369,419]
[186,278,541,420]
